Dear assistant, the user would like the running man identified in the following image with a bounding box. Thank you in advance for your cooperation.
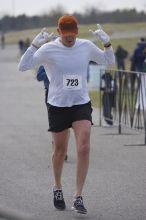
[18,15,115,214]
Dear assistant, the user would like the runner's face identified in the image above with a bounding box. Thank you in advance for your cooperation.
[60,35,76,47]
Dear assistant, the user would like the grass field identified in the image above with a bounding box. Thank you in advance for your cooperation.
[89,90,101,108]
[5,21,146,46]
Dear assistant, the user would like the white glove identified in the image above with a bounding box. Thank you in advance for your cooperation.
[89,24,110,44]
[32,28,54,48]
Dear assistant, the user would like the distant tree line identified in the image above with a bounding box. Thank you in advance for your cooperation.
[0,8,146,32]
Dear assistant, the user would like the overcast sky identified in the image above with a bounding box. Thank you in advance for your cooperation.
[0,0,146,17]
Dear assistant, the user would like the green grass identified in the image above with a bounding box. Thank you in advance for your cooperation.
[89,90,101,108]
[78,22,146,36]
[5,21,146,44]
[111,37,140,69]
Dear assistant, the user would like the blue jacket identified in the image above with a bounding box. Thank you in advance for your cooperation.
[131,43,146,72]
[36,66,49,89]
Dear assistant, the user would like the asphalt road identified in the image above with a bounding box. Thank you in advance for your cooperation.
[0,44,146,220]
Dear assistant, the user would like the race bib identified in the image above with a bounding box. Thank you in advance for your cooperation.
[63,74,82,90]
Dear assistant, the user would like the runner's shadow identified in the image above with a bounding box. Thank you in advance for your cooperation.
[101,133,138,136]
[124,144,146,146]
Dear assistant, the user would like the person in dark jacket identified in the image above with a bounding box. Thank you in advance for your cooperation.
[100,72,115,126]
[115,45,128,70]
[130,38,146,72]
[37,66,49,104]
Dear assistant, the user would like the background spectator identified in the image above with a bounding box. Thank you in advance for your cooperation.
[130,37,146,72]
[115,45,128,70]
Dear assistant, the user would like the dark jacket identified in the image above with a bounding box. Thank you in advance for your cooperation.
[36,66,49,89]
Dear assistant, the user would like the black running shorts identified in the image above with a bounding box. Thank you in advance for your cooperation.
[47,101,93,132]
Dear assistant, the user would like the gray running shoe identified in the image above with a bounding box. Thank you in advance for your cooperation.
[72,196,87,214]
[53,188,66,210]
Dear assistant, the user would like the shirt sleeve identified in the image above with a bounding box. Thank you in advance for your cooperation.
[18,45,48,72]
[88,41,115,66]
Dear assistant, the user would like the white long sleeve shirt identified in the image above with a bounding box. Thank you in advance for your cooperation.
[18,38,115,107]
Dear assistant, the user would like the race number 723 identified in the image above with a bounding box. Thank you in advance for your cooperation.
[63,74,82,90]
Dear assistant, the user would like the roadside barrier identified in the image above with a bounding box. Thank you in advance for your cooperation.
[98,69,146,144]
